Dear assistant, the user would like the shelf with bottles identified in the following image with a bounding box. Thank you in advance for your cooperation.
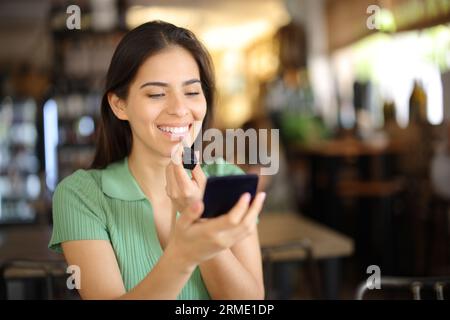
[57,150,95,181]
[55,92,101,118]
[48,92,99,183]
[58,119,98,146]
[49,1,125,83]
[51,23,126,93]
[0,198,37,225]
[48,0,127,185]
[0,150,40,176]
[55,147,96,181]
[54,93,100,142]
[50,0,127,37]
[0,96,41,225]
[57,143,96,169]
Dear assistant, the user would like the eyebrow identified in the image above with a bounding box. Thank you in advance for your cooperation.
[139,79,201,89]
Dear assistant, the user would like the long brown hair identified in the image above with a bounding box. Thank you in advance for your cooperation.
[91,20,215,169]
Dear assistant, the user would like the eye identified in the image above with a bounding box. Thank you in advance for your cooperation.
[147,93,165,98]
[186,92,200,96]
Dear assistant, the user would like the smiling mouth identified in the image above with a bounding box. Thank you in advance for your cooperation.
[157,124,191,135]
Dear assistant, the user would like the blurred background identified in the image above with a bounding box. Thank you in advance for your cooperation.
[0,0,449,300]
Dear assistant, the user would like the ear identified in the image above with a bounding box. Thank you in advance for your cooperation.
[107,92,128,121]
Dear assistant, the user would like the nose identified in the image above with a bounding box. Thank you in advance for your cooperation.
[166,92,188,117]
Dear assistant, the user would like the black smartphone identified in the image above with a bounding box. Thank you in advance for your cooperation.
[202,174,259,218]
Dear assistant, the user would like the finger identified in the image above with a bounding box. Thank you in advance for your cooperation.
[173,161,194,191]
[227,193,252,223]
[191,164,206,190]
[178,200,204,229]
[242,192,266,226]
[208,193,251,231]
[169,143,183,166]
[223,192,266,240]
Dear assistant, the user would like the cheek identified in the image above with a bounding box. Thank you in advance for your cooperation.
[127,99,161,129]
[196,106,207,121]
[191,98,207,121]
[139,110,161,132]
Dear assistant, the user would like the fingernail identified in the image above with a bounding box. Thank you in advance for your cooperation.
[260,192,266,201]
[243,193,251,202]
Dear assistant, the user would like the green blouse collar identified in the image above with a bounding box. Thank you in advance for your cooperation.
[101,156,199,201]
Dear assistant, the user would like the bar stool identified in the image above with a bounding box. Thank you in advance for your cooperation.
[356,276,450,300]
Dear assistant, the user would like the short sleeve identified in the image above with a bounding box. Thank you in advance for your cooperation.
[48,170,110,254]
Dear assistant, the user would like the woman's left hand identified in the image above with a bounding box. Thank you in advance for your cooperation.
[165,148,207,214]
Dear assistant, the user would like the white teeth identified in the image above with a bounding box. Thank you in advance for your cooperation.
[157,126,189,134]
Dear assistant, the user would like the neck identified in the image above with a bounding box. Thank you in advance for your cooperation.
[127,145,171,202]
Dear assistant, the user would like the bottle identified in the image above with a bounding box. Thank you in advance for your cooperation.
[408,80,427,125]
[383,100,396,127]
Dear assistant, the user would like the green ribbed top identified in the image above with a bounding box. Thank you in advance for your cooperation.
[48,157,244,299]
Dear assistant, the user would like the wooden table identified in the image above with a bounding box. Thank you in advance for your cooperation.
[258,212,354,261]
[0,225,64,279]
[258,212,354,299]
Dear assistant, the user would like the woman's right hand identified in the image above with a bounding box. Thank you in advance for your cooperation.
[165,191,266,269]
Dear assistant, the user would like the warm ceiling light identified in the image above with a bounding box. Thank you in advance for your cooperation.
[125,2,289,51]
[126,6,201,31]
[201,20,274,51]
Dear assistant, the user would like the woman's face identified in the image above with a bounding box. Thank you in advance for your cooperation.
[113,45,207,158]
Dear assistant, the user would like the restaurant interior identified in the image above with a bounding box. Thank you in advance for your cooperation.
[0,0,450,300]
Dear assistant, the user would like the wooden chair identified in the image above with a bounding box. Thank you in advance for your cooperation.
[425,194,450,275]
[261,239,322,299]
[0,259,68,300]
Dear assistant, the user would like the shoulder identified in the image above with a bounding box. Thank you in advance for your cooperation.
[51,168,108,228]
[53,169,103,204]
[201,157,245,177]
[49,169,110,253]
[55,168,101,191]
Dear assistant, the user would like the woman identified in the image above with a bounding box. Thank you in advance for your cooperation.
[49,21,266,300]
